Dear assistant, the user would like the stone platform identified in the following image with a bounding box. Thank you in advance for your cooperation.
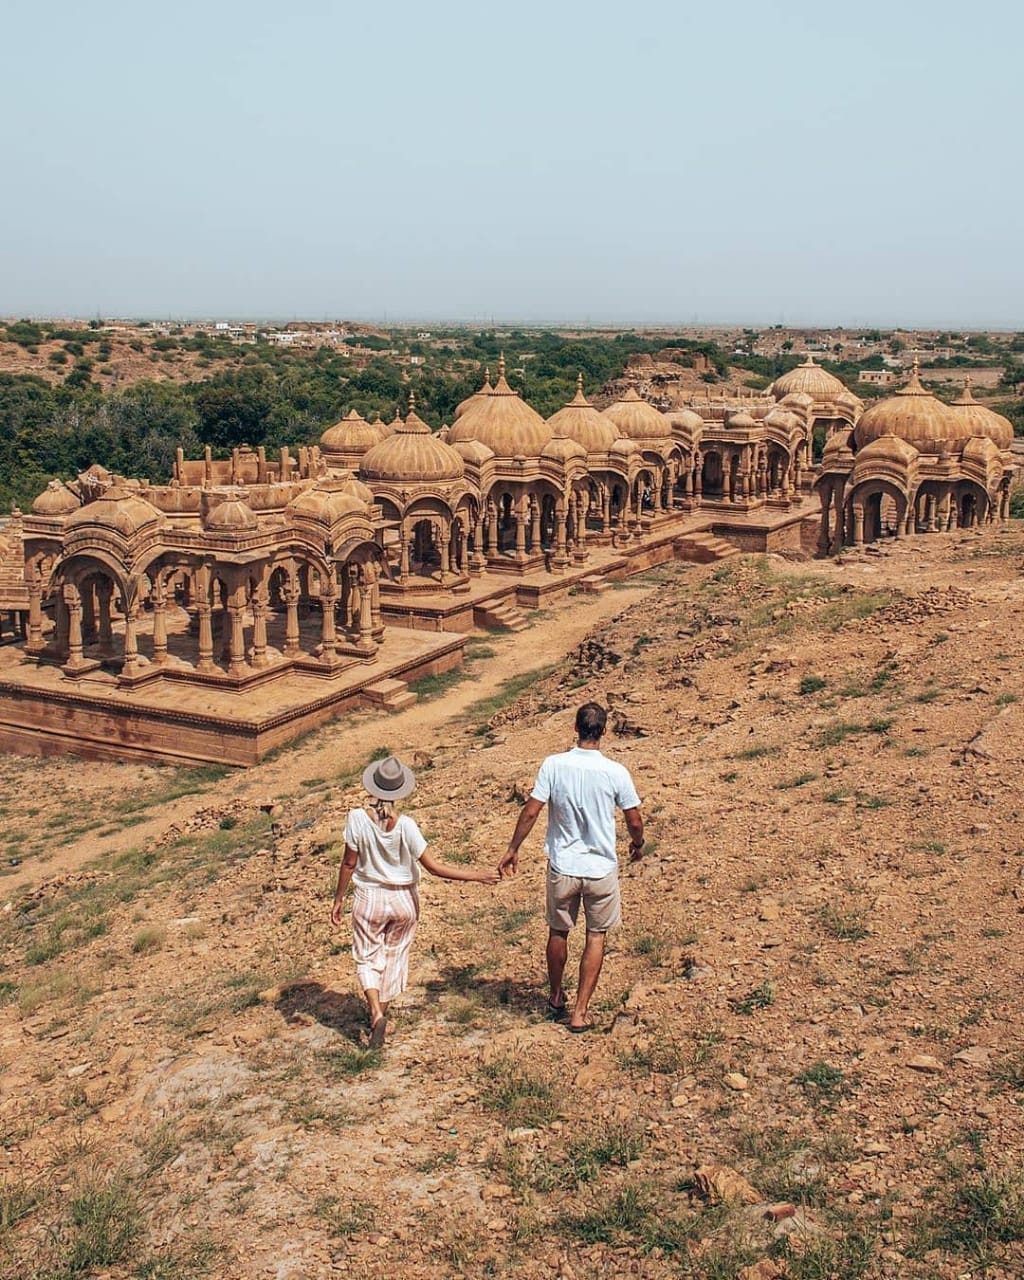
[0,627,464,767]
[0,499,818,767]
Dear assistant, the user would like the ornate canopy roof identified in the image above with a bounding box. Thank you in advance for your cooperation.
[359,398,465,482]
[545,376,619,454]
[32,479,80,516]
[602,388,673,442]
[64,485,166,537]
[454,369,493,421]
[203,497,259,532]
[949,380,1014,451]
[320,409,383,458]
[448,354,551,458]
[769,355,848,403]
[854,362,971,454]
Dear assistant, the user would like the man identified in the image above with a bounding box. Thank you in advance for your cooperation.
[498,702,644,1033]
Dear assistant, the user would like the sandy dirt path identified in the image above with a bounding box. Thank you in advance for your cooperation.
[4,582,653,895]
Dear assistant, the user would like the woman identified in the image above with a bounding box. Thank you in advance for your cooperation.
[331,754,497,1049]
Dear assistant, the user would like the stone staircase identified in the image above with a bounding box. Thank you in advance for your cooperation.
[361,678,418,713]
[673,532,741,564]
[579,574,611,595]
[474,601,530,633]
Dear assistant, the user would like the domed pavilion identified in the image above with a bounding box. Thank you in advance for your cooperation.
[815,362,1013,551]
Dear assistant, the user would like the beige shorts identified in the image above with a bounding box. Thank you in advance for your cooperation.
[546,867,621,933]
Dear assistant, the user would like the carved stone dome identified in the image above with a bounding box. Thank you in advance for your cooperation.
[949,381,1013,451]
[288,485,368,523]
[855,433,920,467]
[65,485,166,537]
[726,410,758,430]
[320,410,383,458]
[448,355,550,458]
[203,497,259,532]
[769,355,847,402]
[854,363,970,454]
[454,370,493,421]
[32,479,80,516]
[545,377,618,453]
[667,408,704,435]
[541,422,588,465]
[602,388,672,442]
[360,404,465,482]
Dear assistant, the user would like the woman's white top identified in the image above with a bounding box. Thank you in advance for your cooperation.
[344,808,427,888]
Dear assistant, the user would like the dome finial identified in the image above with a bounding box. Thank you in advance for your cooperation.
[577,371,584,394]
[484,365,491,386]
[408,389,416,413]
[498,351,506,379]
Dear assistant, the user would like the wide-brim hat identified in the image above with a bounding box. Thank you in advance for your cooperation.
[362,754,416,801]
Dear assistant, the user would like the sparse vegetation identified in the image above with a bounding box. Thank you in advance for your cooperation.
[480,1059,561,1128]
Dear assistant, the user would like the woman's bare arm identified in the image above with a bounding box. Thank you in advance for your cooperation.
[420,849,499,885]
[331,844,359,924]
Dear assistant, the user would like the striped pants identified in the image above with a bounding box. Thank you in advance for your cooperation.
[351,884,420,1003]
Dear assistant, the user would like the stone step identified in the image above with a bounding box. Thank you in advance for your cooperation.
[362,678,418,711]
[474,602,530,633]
[673,533,740,564]
[579,575,610,595]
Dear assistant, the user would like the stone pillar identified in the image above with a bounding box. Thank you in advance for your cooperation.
[602,487,611,532]
[399,521,411,582]
[196,599,215,672]
[122,601,140,677]
[694,457,703,501]
[853,504,865,546]
[529,497,541,553]
[472,508,486,571]
[515,495,528,562]
[251,586,268,668]
[27,563,44,649]
[555,498,568,561]
[793,455,804,500]
[487,502,499,556]
[283,585,301,657]
[437,524,451,583]
[574,495,587,561]
[320,577,338,664]
[96,580,114,658]
[152,579,169,665]
[81,582,97,643]
[228,596,248,677]
[53,592,70,660]
[368,562,384,641]
[63,585,85,670]
[358,572,374,649]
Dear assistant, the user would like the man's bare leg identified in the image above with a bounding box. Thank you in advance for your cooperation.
[546,929,570,1009]
[568,930,606,1029]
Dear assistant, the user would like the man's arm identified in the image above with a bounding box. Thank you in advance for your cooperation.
[498,796,544,878]
[623,806,645,862]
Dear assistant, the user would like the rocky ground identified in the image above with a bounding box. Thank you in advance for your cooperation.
[2,528,1024,1279]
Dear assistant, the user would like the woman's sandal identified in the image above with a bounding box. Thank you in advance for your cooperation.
[567,1018,595,1035]
[369,1015,387,1050]
[546,998,569,1021]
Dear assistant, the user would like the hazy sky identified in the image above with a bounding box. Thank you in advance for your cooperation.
[2,0,1021,327]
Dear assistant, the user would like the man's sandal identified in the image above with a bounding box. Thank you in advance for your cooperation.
[369,1016,387,1050]
[546,999,569,1021]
